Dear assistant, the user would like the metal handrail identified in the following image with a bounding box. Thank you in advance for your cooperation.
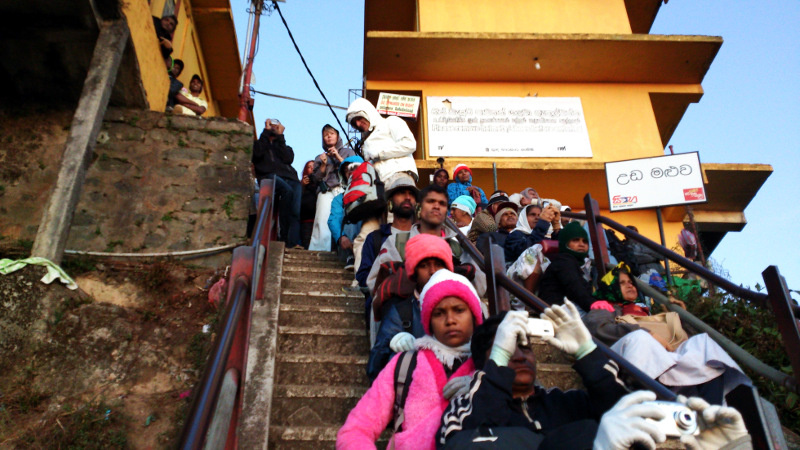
[179,179,276,449]
[445,217,677,400]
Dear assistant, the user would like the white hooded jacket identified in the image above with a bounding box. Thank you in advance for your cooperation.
[346,98,418,182]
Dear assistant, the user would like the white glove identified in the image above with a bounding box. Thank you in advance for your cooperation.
[443,375,472,400]
[489,311,529,366]
[594,391,667,450]
[541,300,595,358]
[679,397,750,450]
[390,332,416,353]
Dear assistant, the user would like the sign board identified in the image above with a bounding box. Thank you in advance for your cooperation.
[426,96,593,158]
[605,152,707,212]
[376,92,420,118]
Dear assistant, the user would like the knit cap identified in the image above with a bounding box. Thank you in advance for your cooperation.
[419,269,484,335]
[450,195,477,215]
[558,221,589,261]
[494,206,517,225]
[405,234,455,280]
[453,164,472,178]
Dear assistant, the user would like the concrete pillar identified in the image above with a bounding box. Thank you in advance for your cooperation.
[32,20,129,264]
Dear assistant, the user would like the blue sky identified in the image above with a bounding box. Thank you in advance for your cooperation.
[233,1,799,296]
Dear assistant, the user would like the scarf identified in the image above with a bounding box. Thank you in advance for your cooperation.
[415,335,471,370]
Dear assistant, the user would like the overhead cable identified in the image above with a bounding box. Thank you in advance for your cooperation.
[271,1,350,143]
[251,89,346,110]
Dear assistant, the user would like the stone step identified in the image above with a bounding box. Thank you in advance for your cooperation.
[268,426,389,450]
[276,353,368,386]
[282,276,354,292]
[537,363,584,391]
[281,291,365,308]
[283,266,352,278]
[270,384,366,427]
[282,259,347,271]
[268,426,338,450]
[528,339,575,365]
[284,250,339,262]
[279,304,364,329]
[278,326,370,355]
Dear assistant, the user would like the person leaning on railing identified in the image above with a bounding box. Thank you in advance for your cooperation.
[583,262,752,405]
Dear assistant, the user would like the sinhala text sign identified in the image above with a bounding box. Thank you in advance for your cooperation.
[426,96,593,158]
[376,92,420,118]
[605,152,707,212]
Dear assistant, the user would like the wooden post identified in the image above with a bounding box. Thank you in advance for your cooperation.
[31,20,129,264]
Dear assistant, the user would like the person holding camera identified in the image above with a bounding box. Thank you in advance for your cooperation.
[252,118,302,248]
[309,124,355,251]
[437,301,629,449]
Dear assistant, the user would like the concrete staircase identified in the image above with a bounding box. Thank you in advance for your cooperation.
[241,245,583,449]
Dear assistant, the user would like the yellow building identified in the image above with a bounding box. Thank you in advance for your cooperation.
[125,0,243,118]
[362,0,771,254]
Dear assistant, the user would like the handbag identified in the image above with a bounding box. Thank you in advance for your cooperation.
[616,312,689,349]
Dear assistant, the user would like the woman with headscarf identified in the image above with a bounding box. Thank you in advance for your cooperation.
[504,203,561,263]
[537,222,595,312]
[449,195,477,236]
[337,270,485,449]
[583,263,751,405]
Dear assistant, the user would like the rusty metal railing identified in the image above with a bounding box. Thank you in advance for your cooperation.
[179,179,275,449]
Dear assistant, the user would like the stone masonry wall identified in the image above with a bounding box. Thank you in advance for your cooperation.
[0,106,253,258]
[65,108,253,254]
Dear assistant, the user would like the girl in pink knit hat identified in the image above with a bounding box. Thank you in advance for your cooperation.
[337,269,485,450]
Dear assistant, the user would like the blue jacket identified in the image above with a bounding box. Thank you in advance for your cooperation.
[356,224,393,287]
[447,174,488,205]
[328,192,346,242]
[504,219,551,263]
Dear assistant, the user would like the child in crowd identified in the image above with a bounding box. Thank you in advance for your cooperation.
[327,155,364,269]
[537,221,595,312]
[447,164,487,207]
[366,234,453,380]
[337,270,484,450]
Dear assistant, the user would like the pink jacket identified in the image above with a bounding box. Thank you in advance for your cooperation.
[336,349,475,450]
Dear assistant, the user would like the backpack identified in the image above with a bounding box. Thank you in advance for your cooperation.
[392,351,418,435]
[343,161,385,222]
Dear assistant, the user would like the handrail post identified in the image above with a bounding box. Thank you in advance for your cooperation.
[480,238,510,315]
[583,194,609,279]
[762,266,800,383]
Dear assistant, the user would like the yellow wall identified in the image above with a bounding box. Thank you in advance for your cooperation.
[122,0,169,111]
[418,0,632,34]
[118,0,221,116]
[366,80,671,164]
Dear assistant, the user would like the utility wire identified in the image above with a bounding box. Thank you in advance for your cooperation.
[271,1,350,143]
[251,89,346,110]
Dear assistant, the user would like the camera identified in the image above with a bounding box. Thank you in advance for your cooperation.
[269,118,281,126]
[525,318,554,339]
[642,401,700,437]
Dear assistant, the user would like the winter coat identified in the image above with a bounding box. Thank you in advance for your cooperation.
[327,155,365,242]
[356,224,393,288]
[312,135,355,191]
[336,350,475,450]
[251,130,298,181]
[346,98,418,182]
[447,174,488,205]
[436,349,628,448]
[504,205,552,264]
[366,224,486,298]
[538,253,595,311]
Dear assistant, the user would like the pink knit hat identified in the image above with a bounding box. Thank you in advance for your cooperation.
[404,234,455,279]
[419,269,484,335]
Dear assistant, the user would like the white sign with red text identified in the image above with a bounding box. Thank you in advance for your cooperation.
[605,152,707,212]
[426,96,593,158]
[376,93,420,118]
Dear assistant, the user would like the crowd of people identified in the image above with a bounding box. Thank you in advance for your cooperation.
[250,97,755,449]
[154,14,208,117]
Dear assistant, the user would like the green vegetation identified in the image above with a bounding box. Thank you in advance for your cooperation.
[44,401,128,448]
[62,254,97,276]
[222,194,241,219]
[105,240,124,252]
[127,116,140,127]
[668,267,799,433]
[161,212,176,222]
[178,138,188,147]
